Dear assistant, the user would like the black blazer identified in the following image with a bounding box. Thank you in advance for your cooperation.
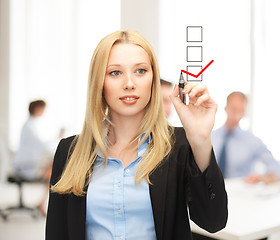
[46,127,228,240]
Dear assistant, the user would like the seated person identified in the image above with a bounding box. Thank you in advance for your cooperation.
[13,100,56,215]
[212,92,280,183]
[194,92,276,240]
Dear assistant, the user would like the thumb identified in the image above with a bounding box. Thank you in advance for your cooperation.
[169,84,185,108]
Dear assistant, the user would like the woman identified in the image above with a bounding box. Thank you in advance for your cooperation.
[46,30,227,240]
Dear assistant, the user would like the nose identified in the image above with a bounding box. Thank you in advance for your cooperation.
[123,73,135,90]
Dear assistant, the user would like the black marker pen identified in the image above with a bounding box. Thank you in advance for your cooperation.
[179,72,185,104]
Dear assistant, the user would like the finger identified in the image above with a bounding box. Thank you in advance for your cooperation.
[182,82,196,94]
[170,84,185,107]
[170,84,179,98]
[188,84,207,98]
[195,93,210,106]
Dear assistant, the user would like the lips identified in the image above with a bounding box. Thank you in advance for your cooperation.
[119,95,139,105]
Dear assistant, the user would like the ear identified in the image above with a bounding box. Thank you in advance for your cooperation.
[224,106,228,113]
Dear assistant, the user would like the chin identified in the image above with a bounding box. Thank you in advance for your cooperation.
[112,108,146,118]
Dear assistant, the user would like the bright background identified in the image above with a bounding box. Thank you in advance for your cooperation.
[1,0,280,164]
[1,1,280,239]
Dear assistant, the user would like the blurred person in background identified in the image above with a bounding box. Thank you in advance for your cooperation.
[160,78,173,118]
[212,92,280,183]
[13,100,56,216]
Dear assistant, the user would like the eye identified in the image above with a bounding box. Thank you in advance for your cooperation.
[110,70,121,76]
[136,69,147,74]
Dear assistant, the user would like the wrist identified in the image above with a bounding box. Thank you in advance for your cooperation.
[184,128,212,148]
[189,137,212,152]
[188,137,212,172]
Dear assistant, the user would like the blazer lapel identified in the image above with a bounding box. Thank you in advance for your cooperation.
[149,158,169,240]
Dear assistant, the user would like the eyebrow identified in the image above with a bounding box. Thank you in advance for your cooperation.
[107,64,121,67]
[107,62,149,68]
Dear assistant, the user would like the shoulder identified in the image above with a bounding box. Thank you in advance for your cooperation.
[58,135,77,151]
[55,135,77,161]
[242,130,267,150]
[212,126,225,138]
[242,129,257,138]
[50,135,77,185]
[238,129,262,142]
[21,119,34,132]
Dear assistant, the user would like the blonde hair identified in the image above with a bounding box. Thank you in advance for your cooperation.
[52,30,174,196]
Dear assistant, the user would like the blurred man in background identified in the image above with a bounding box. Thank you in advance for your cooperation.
[212,92,280,183]
[13,100,55,215]
[160,78,173,118]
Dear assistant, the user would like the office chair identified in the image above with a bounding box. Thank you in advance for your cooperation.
[0,174,44,221]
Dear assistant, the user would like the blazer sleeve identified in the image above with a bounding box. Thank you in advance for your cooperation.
[187,147,228,233]
[45,137,75,240]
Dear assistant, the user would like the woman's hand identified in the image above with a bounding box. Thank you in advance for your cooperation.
[170,82,217,143]
[170,81,217,171]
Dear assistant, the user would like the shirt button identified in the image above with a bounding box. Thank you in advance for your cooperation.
[118,182,121,187]
[119,237,123,240]
[125,169,130,173]
[117,209,122,214]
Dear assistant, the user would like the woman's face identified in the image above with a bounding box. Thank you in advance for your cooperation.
[103,43,153,119]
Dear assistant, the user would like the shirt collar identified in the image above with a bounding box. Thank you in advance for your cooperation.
[222,124,242,137]
[96,123,151,159]
[137,133,151,157]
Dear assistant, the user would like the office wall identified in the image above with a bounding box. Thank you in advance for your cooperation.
[8,0,121,150]
[121,0,159,57]
[0,0,10,182]
[251,0,280,160]
[0,0,10,146]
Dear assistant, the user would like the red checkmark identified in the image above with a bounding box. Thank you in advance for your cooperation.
[181,60,214,78]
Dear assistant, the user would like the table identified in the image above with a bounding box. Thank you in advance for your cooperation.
[191,178,280,240]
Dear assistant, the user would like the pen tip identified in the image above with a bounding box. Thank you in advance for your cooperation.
[180,72,184,80]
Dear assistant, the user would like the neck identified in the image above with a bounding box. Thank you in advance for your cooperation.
[225,120,237,133]
[108,113,144,146]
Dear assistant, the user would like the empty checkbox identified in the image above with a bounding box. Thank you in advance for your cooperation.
[187,46,203,62]
[187,26,203,42]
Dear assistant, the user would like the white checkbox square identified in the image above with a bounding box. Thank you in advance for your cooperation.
[186,66,203,81]
[187,26,203,42]
[187,46,202,62]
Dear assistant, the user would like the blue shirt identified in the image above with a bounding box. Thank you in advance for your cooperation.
[13,117,56,180]
[86,135,157,240]
[212,125,280,178]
